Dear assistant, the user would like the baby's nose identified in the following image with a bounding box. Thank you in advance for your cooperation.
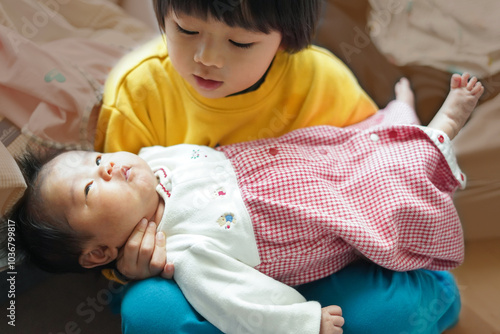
[100,162,115,180]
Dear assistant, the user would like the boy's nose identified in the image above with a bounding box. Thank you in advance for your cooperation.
[194,39,223,68]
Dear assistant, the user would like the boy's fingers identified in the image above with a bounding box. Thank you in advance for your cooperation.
[118,219,170,280]
[156,230,166,247]
[117,219,148,278]
[160,262,175,280]
[136,222,156,263]
[148,231,167,275]
[125,218,149,252]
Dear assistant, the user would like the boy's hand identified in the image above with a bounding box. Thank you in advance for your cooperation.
[320,305,344,334]
[116,218,175,280]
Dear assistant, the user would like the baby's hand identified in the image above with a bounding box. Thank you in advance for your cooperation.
[320,305,344,334]
[116,218,174,280]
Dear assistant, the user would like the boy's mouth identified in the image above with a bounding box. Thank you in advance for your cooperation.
[193,75,223,91]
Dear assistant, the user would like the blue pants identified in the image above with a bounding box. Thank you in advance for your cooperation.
[117,261,460,334]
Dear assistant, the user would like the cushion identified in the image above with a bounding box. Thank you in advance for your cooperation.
[0,0,156,150]
[0,141,26,218]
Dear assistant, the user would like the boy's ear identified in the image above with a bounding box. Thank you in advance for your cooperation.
[79,246,118,269]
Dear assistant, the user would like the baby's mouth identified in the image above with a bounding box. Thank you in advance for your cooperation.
[121,167,131,181]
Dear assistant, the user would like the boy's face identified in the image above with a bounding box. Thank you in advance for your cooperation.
[164,11,282,99]
[41,151,160,256]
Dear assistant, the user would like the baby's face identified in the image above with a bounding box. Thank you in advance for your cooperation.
[41,151,160,252]
[164,11,282,98]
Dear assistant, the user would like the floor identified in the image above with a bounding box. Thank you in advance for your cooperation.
[1,239,499,334]
[446,238,500,334]
[0,268,121,334]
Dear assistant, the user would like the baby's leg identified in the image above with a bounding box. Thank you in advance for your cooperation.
[427,73,484,140]
[394,77,415,110]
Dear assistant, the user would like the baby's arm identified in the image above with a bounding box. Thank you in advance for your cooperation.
[171,242,334,334]
[320,306,345,334]
[117,218,174,280]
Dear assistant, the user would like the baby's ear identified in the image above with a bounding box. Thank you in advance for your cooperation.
[79,246,118,269]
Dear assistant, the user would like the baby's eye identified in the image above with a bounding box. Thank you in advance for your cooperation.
[85,181,93,197]
[176,24,198,35]
[96,156,101,166]
[230,40,253,49]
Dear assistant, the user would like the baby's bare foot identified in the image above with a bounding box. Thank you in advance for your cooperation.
[427,73,484,140]
[395,77,415,110]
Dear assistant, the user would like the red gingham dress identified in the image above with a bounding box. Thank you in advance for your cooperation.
[217,102,465,286]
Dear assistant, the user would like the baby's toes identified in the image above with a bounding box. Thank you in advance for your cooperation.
[450,73,462,89]
[460,73,470,87]
[466,76,478,91]
[471,82,484,96]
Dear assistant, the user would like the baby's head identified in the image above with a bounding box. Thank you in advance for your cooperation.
[10,150,160,273]
[153,0,321,98]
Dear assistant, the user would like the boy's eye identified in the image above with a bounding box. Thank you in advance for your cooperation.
[230,40,253,49]
[176,24,198,35]
[85,181,93,197]
[96,156,101,166]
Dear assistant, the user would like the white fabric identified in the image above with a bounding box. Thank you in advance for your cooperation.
[139,145,321,334]
[418,126,466,189]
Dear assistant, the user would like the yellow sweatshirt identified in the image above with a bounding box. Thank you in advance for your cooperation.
[95,36,377,153]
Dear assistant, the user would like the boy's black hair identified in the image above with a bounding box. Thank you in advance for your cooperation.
[153,0,321,53]
[5,149,92,274]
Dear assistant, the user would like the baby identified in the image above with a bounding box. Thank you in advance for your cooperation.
[10,74,483,334]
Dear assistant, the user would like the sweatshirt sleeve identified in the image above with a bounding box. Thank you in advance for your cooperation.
[94,62,169,154]
[173,242,322,334]
[94,38,168,154]
[291,46,378,129]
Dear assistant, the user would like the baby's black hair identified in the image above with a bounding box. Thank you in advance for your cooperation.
[4,149,92,274]
[153,0,321,53]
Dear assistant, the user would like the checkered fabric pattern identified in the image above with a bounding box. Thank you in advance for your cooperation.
[217,103,464,286]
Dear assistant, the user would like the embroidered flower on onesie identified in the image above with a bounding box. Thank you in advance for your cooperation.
[190,149,209,159]
[191,149,201,159]
[216,213,236,230]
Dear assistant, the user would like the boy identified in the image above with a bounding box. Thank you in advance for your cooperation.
[10,74,483,333]
[95,0,377,154]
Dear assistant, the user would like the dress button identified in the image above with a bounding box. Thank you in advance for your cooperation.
[319,149,328,155]
[269,148,279,156]
[370,133,380,142]
[438,135,445,143]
